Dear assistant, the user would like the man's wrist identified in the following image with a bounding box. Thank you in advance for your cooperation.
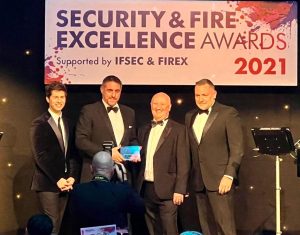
[224,175,233,180]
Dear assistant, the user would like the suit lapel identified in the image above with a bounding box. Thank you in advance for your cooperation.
[47,113,65,154]
[142,124,152,157]
[201,103,219,140]
[62,116,69,153]
[142,121,172,159]
[189,109,199,144]
[119,106,127,145]
[98,102,117,145]
[154,121,172,154]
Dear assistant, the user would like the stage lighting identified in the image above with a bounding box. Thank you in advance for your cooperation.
[24,49,32,56]
[176,98,183,105]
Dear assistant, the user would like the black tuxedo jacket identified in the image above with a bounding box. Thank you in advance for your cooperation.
[136,119,190,199]
[30,112,79,192]
[69,180,144,234]
[76,101,137,182]
[185,102,244,191]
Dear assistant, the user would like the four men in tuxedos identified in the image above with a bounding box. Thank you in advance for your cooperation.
[30,82,79,235]
[30,79,244,235]
[76,75,137,183]
[185,79,244,235]
[136,92,190,235]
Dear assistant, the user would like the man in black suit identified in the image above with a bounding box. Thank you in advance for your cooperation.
[76,75,137,183]
[69,151,144,234]
[185,79,244,235]
[30,82,79,235]
[136,92,190,235]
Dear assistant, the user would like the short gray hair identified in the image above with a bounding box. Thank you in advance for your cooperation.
[195,79,215,89]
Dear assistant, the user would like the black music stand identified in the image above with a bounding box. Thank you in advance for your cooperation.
[251,127,295,235]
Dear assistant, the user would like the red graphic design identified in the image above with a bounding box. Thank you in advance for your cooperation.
[234,2,295,30]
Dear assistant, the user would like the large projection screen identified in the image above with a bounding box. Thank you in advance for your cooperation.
[45,0,298,85]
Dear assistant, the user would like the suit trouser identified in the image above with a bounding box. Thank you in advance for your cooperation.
[37,191,68,235]
[195,189,236,235]
[143,182,178,235]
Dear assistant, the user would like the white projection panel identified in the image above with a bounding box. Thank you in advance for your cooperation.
[45,0,297,85]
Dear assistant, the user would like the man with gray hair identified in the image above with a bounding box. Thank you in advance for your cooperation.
[76,75,138,184]
[69,151,144,234]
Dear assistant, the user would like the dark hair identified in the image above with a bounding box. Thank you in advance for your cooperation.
[195,79,215,89]
[102,75,122,87]
[27,214,53,235]
[45,82,67,98]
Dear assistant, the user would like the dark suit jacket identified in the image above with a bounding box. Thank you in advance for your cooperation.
[136,119,190,199]
[69,180,144,234]
[185,102,244,191]
[75,101,137,182]
[30,112,79,192]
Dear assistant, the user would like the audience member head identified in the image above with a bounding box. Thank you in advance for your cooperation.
[100,75,122,107]
[26,214,53,235]
[150,92,171,121]
[194,79,217,111]
[92,151,115,180]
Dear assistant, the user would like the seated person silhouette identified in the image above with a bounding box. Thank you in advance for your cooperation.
[69,151,144,234]
[26,214,53,235]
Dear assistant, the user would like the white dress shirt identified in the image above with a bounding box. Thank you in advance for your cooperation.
[102,100,124,146]
[192,108,211,144]
[144,119,168,182]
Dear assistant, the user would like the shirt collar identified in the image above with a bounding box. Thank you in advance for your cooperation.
[48,108,62,122]
[151,118,168,127]
[102,99,119,109]
[197,105,213,116]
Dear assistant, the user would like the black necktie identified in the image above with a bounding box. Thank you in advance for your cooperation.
[107,106,119,113]
[151,120,164,128]
[58,117,65,153]
[198,109,209,115]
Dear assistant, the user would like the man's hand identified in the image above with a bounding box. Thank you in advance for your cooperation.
[218,176,233,195]
[65,177,75,190]
[173,193,184,205]
[112,146,125,163]
[66,177,75,185]
[57,178,69,191]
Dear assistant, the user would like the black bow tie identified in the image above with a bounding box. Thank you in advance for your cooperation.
[198,109,209,115]
[151,120,164,128]
[107,106,119,113]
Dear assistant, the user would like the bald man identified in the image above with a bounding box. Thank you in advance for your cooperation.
[136,92,190,235]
